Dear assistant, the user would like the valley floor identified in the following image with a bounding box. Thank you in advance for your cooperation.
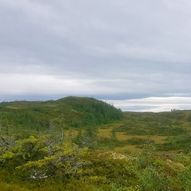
[1,111,191,190]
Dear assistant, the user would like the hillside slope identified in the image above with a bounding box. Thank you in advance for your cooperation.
[0,97,122,133]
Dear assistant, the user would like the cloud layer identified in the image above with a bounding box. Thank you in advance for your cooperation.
[0,0,191,110]
[106,97,191,112]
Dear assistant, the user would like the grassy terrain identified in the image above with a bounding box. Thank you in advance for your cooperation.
[1,97,191,190]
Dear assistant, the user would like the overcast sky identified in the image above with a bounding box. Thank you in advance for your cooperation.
[0,0,191,111]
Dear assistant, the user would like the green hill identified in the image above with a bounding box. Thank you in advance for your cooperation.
[0,96,122,134]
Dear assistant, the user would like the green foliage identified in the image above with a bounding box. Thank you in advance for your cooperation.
[0,97,123,134]
[0,135,87,182]
[179,166,191,190]
[116,112,186,136]
[139,166,169,191]
[1,99,191,190]
[161,134,191,152]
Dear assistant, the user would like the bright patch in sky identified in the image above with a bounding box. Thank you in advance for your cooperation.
[106,97,191,112]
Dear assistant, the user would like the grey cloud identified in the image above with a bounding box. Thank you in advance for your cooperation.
[0,0,191,103]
